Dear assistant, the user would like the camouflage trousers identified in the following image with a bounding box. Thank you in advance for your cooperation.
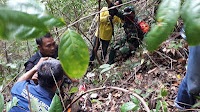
[108,36,140,64]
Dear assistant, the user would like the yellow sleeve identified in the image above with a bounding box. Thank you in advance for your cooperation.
[96,7,110,23]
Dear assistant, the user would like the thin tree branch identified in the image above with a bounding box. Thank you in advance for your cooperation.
[50,68,66,111]
[26,41,31,59]
[26,85,33,112]
[57,0,137,33]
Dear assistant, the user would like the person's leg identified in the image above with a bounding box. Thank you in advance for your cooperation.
[175,78,196,109]
[108,40,122,64]
[90,36,100,62]
[108,48,116,64]
[101,39,110,61]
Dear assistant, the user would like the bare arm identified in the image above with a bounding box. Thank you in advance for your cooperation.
[17,57,48,83]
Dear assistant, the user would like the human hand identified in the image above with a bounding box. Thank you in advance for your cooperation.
[33,57,49,71]
[108,15,113,20]
[71,79,79,83]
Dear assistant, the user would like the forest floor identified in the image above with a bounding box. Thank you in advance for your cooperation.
[67,36,190,112]
[2,35,190,112]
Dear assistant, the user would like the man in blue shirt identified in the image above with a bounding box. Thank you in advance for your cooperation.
[9,58,64,112]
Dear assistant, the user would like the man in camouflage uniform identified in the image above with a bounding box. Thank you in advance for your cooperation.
[108,6,144,64]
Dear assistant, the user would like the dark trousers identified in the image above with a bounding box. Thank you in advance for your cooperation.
[90,36,110,62]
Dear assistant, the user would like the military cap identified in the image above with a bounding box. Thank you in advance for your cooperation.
[123,6,135,15]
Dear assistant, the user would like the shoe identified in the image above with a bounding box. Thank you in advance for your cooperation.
[174,97,186,110]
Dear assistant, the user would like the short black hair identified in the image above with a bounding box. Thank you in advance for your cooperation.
[115,0,122,4]
[36,33,52,46]
[37,59,64,89]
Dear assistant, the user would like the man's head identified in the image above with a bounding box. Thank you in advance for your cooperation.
[123,6,135,22]
[114,0,122,7]
[37,59,64,89]
[36,33,56,57]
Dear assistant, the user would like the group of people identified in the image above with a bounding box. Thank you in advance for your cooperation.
[9,0,148,111]
[90,0,147,65]
[9,0,200,111]
[10,34,66,111]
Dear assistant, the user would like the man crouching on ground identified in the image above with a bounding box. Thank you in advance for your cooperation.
[9,58,64,112]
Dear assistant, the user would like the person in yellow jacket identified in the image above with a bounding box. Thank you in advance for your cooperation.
[90,0,123,64]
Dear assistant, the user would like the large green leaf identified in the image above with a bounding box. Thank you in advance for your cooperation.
[0,0,66,40]
[59,29,89,79]
[144,0,181,51]
[7,0,45,14]
[181,0,200,45]
[48,94,62,112]
[38,14,66,27]
[0,93,3,112]
[0,8,48,40]
[120,102,136,112]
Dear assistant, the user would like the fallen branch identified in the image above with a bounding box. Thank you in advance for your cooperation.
[66,86,150,112]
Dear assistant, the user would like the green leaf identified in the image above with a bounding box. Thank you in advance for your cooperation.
[192,101,200,108]
[162,101,168,112]
[48,94,62,112]
[91,99,102,104]
[0,8,48,40]
[155,101,161,112]
[120,102,136,112]
[39,14,66,27]
[161,88,168,97]
[99,64,111,69]
[59,29,89,79]
[30,98,47,112]
[130,95,139,105]
[0,93,3,112]
[132,106,140,111]
[100,67,112,75]
[181,0,200,45]
[6,97,19,112]
[134,89,142,94]
[144,0,181,51]
[69,87,78,94]
[7,0,45,14]
[0,0,65,40]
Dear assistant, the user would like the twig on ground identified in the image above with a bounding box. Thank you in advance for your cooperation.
[66,86,150,112]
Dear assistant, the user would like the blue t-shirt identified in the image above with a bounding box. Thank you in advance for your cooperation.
[9,80,55,112]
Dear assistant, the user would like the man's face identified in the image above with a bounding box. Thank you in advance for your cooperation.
[39,37,56,57]
[114,1,121,8]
